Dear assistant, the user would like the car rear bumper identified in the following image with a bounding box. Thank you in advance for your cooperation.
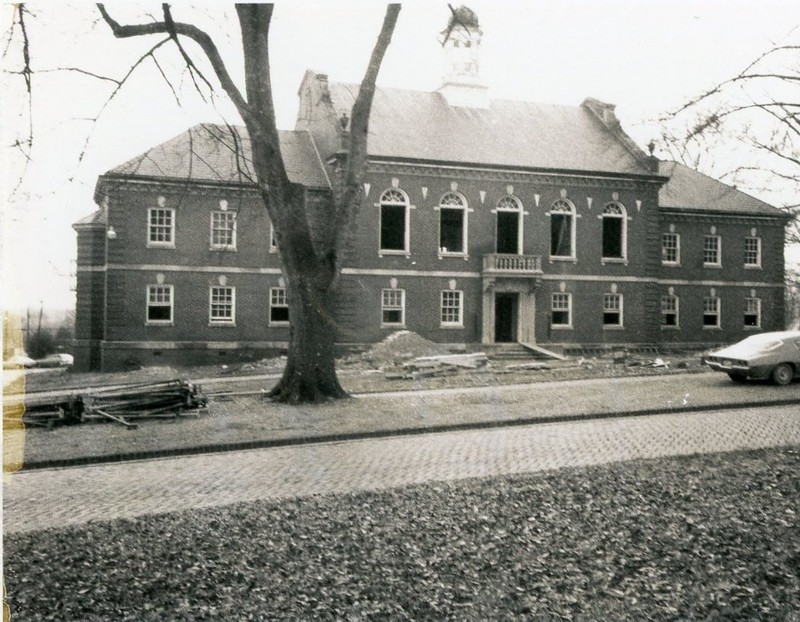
[704,359,771,379]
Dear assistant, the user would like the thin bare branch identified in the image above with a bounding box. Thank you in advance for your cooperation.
[161,4,213,102]
[97,3,252,122]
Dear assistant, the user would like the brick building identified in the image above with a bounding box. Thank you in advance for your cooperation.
[73,7,788,371]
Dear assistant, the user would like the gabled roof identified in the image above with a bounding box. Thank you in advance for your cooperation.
[659,161,784,217]
[105,124,330,189]
[326,82,655,177]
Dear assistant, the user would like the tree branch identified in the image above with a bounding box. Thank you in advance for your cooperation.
[97,3,252,122]
[335,4,401,263]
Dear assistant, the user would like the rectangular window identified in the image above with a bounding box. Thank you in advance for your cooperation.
[551,293,572,327]
[440,290,463,326]
[662,233,680,264]
[745,237,761,267]
[439,208,465,254]
[380,205,407,252]
[744,297,761,328]
[703,235,721,266]
[661,295,679,327]
[550,214,573,257]
[381,289,405,326]
[269,287,289,325]
[209,286,235,324]
[210,211,237,250]
[146,285,173,324]
[603,293,623,327]
[148,208,175,247]
[602,218,624,259]
[703,297,720,328]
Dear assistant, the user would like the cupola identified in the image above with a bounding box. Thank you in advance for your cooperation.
[437,5,489,108]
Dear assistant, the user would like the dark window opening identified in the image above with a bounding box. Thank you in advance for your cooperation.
[552,310,570,325]
[270,306,289,323]
[744,313,759,327]
[662,313,677,326]
[440,208,464,253]
[496,211,519,254]
[602,218,623,258]
[147,306,171,322]
[380,205,406,251]
[551,215,572,257]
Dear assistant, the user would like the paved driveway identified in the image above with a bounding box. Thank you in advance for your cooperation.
[4,404,798,534]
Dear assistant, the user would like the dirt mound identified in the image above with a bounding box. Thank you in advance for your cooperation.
[357,331,453,369]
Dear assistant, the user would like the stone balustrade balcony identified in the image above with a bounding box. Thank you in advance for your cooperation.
[482,253,543,276]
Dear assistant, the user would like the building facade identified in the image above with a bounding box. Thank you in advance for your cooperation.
[73,8,788,371]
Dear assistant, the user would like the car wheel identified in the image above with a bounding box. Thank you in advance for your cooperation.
[771,363,794,386]
[728,373,747,383]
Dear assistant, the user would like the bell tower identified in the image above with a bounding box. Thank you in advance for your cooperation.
[438,6,489,108]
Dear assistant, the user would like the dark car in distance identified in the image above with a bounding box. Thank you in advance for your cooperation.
[704,331,800,385]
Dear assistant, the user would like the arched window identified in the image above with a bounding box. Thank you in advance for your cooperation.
[549,200,575,258]
[379,189,410,253]
[496,195,523,254]
[438,192,467,255]
[602,202,626,260]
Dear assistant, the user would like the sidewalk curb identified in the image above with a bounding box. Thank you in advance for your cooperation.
[12,396,800,472]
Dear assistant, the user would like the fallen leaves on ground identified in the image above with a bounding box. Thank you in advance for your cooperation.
[5,447,799,621]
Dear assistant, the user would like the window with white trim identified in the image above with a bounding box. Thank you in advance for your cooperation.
[661,295,679,327]
[661,232,680,265]
[744,237,761,268]
[381,288,405,326]
[744,297,761,328]
[209,286,235,324]
[703,296,720,328]
[601,202,626,260]
[379,189,409,253]
[496,195,523,255]
[269,287,289,325]
[550,200,575,259]
[440,290,463,327]
[146,285,173,324]
[210,211,237,250]
[439,193,467,255]
[148,208,175,247]
[603,293,623,327]
[551,293,572,328]
[703,234,721,266]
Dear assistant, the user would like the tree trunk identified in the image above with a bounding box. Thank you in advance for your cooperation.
[266,268,347,403]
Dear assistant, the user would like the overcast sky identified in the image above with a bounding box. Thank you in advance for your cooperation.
[2,1,798,312]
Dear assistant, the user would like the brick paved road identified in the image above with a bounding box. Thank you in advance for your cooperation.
[4,405,799,534]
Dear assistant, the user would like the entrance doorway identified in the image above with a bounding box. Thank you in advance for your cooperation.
[494,293,518,343]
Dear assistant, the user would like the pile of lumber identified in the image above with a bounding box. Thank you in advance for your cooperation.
[7,380,207,429]
[385,352,490,380]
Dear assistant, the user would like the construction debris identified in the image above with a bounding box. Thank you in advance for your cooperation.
[386,352,490,380]
[6,380,207,429]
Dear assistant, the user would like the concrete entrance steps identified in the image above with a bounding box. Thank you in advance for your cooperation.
[483,343,568,363]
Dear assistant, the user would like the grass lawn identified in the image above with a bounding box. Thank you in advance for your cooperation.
[4,447,799,621]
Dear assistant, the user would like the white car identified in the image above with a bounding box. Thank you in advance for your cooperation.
[36,353,75,368]
[704,331,800,385]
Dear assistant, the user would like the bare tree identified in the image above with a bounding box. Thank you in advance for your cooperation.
[92,4,400,403]
[655,36,800,244]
